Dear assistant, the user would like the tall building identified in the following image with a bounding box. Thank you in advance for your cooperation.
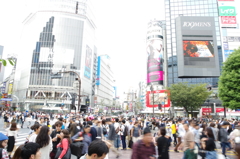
[95,55,115,111]
[164,0,223,86]
[13,0,97,112]
[0,45,5,82]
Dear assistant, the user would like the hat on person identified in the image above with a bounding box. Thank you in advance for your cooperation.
[222,121,230,125]
[0,133,8,141]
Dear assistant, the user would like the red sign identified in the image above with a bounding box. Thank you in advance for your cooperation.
[202,108,224,114]
[146,90,170,108]
[221,16,237,24]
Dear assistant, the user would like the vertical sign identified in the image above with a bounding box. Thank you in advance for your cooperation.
[96,56,101,85]
[84,45,92,79]
[146,21,164,86]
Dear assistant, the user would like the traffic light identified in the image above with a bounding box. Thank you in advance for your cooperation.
[86,98,90,106]
[158,104,162,111]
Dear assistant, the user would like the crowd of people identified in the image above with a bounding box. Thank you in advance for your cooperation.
[0,110,240,159]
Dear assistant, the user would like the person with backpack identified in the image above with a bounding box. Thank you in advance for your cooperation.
[130,122,141,143]
[120,120,128,150]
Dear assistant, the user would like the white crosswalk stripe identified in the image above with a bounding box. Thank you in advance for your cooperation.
[0,131,29,146]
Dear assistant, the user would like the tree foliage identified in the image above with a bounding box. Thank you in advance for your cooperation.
[167,82,211,116]
[219,48,240,110]
[0,58,15,66]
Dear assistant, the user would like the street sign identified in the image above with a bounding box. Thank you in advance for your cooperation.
[0,98,12,101]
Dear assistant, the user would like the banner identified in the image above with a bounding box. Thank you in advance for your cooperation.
[146,20,164,86]
[84,45,92,79]
[219,6,236,16]
[221,16,237,27]
[146,90,170,108]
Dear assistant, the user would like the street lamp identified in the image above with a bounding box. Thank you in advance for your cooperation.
[150,83,154,117]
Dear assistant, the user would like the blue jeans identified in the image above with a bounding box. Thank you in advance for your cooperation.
[221,142,232,156]
[206,151,217,159]
[121,135,126,149]
[114,135,121,149]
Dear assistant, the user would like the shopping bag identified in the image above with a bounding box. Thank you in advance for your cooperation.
[128,138,133,148]
[70,142,84,157]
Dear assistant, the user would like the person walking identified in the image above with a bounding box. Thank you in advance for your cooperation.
[200,127,216,159]
[182,123,196,159]
[130,122,141,143]
[72,125,92,157]
[157,127,170,159]
[131,127,156,159]
[57,129,71,159]
[120,120,127,150]
[6,123,18,158]
[106,118,120,158]
[171,121,177,146]
[174,119,185,153]
[219,121,232,158]
[35,125,52,159]
[28,124,41,142]
[50,121,62,159]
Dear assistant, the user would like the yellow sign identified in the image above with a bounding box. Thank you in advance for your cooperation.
[8,84,13,95]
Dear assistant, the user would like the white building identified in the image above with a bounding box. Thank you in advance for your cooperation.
[12,0,97,112]
[94,55,115,113]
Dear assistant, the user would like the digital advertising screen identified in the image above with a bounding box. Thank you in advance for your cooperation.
[183,41,214,58]
[84,45,92,79]
[146,90,170,108]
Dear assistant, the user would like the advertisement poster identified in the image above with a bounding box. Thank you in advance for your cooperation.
[1,82,6,94]
[146,90,170,108]
[146,38,164,85]
[219,6,236,16]
[8,83,13,95]
[221,16,237,27]
[183,41,214,57]
[84,45,92,79]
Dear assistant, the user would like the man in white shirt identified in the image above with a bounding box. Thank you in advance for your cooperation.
[114,118,121,150]
[174,119,185,153]
[120,120,127,150]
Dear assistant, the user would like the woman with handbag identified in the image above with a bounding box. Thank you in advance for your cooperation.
[36,125,53,159]
[72,125,91,157]
[56,129,72,159]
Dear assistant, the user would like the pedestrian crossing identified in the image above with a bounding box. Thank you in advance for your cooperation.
[0,131,29,147]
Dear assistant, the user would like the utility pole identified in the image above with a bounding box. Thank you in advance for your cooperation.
[150,83,154,117]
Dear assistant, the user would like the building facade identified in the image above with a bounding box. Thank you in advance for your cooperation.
[164,0,223,86]
[13,0,97,112]
[95,55,115,108]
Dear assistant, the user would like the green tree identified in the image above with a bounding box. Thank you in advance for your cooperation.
[0,58,15,66]
[219,48,240,110]
[167,82,211,117]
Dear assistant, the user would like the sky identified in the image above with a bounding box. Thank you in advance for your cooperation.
[0,0,240,98]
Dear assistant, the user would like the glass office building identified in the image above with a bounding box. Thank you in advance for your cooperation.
[13,0,97,111]
[165,0,223,86]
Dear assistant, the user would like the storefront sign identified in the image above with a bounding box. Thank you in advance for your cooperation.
[182,22,211,28]
[221,16,237,27]
[219,6,236,16]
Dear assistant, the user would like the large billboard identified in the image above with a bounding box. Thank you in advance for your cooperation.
[176,16,220,78]
[146,90,170,108]
[84,45,92,79]
[146,20,164,86]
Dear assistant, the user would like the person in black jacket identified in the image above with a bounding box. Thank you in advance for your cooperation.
[87,121,97,141]
[157,127,170,159]
[50,121,62,159]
